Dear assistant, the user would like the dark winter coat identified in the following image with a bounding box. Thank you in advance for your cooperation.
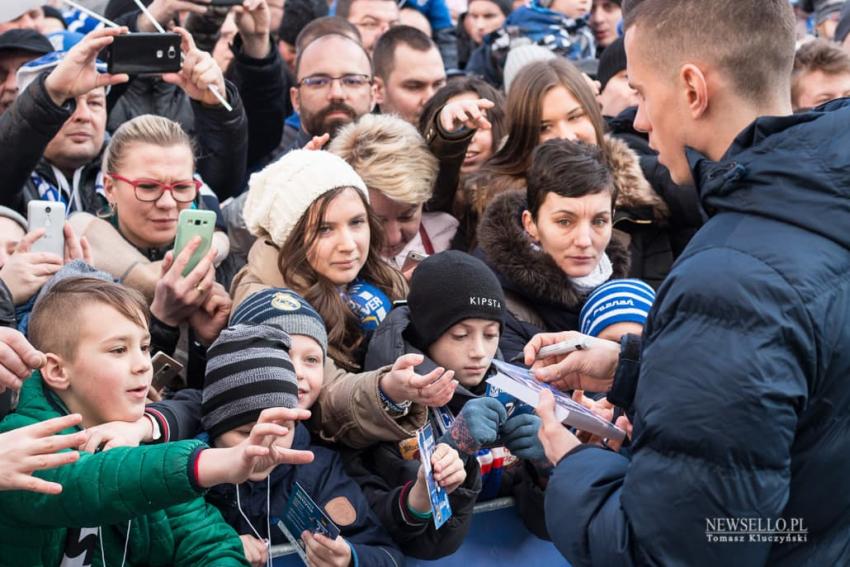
[476,190,630,361]
[363,305,549,540]
[545,98,850,567]
[206,423,404,566]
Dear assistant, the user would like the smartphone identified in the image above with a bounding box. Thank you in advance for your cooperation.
[207,0,248,5]
[173,209,216,277]
[401,250,428,272]
[151,351,185,391]
[106,33,182,75]
[27,201,65,258]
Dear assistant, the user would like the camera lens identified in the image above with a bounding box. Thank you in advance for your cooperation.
[45,207,51,213]
[194,219,201,225]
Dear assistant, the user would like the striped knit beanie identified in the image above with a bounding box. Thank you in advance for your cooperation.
[202,324,299,441]
[579,279,656,337]
[230,288,328,358]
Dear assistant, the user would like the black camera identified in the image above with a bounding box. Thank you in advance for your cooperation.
[106,33,182,75]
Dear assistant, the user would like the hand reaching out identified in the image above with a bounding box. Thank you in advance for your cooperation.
[379,354,458,408]
[438,98,494,133]
[162,27,228,107]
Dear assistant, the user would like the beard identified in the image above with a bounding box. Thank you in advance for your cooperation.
[300,101,359,138]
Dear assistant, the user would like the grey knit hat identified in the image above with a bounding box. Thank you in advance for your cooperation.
[230,288,328,357]
[202,324,299,441]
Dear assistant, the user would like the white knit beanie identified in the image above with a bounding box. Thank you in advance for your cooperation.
[243,150,370,247]
[503,43,557,94]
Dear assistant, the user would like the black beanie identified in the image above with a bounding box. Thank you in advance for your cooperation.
[279,0,329,46]
[407,251,506,349]
[597,36,627,90]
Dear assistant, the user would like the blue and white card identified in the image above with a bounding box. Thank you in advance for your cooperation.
[417,422,453,530]
[278,482,341,565]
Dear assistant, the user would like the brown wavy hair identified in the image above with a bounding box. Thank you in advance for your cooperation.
[480,58,606,180]
[278,187,405,369]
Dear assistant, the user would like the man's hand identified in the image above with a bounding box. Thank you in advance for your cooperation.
[80,416,154,453]
[239,534,270,567]
[162,27,228,107]
[234,0,271,59]
[523,331,620,392]
[150,238,216,327]
[302,532,351,567]
[438,98,494,133]
[140,0,211,32]
[304,133,330,151]
[0,229,63,305]
[536,389,580,466]
[0,414,87,494]
[443,397,507,455]
[188,282,232,345]
[44,27,130,106]
[379,354,458,408]
[0,328,46,393]
[196,408,315,487]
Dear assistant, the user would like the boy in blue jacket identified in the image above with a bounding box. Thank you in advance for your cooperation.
[203,319,403,567]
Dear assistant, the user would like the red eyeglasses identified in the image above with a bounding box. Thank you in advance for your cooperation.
[108,173,202,203]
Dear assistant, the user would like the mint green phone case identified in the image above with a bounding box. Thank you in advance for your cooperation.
[173,209,216,276]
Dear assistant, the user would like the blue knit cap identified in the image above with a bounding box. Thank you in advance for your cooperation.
[580,279,656,337]
[231,288,328,357]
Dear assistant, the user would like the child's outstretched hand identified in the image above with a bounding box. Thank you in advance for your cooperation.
[196,408,314,487]
[81,416,155,452]
[441,397,507,455]
[302,531,351,567]
[239,534,269,567]
[408,442,467,514]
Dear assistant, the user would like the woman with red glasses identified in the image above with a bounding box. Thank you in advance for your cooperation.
[76,114,233,391]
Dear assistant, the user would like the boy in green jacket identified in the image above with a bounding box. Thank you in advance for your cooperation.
[0,277,314,566]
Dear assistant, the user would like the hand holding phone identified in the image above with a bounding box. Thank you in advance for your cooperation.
[173,209,215,276]
[27,201,65,258]
[402,250,428,273]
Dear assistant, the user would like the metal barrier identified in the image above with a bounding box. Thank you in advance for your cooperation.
[272,497,569,566]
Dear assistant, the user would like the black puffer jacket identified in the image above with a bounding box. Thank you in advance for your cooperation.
[363,305,549,542]
[476,190,631,361]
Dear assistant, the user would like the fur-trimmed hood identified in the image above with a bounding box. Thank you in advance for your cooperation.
[477,190,630,309]
[468,135,670,221]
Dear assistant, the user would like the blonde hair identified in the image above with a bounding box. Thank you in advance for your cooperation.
[329,114,438,206]
[102,114,194,173]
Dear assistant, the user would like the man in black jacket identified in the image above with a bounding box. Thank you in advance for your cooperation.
[0,27,247,214]
[529,1,850,565]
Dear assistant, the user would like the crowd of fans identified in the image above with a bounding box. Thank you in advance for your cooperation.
[0,0,848,565]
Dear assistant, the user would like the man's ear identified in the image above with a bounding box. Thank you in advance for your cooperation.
[373,77,386,106]
[290,86,301,115]
[521,209,539,242]
[41,353,71,391]
[679,63,709,120]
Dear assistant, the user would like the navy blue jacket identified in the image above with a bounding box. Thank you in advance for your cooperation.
[207,424,403,566]
[545,99,850,566]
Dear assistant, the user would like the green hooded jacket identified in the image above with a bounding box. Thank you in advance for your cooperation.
[0,374,249,566]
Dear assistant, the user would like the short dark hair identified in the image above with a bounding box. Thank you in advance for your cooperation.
[373,25,436,80]
[336,0,396,19]
[792,39,850,106]
[624,0,796,104]
[294,32,372,78]
[295,16,362,52]
[526,140,616,219]
[29,278,149,361]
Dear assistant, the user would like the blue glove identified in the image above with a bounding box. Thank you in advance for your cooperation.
[501,414,546,464]
[442,397,508,455]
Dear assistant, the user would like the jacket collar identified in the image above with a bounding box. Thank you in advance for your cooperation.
[477,190,630,309]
